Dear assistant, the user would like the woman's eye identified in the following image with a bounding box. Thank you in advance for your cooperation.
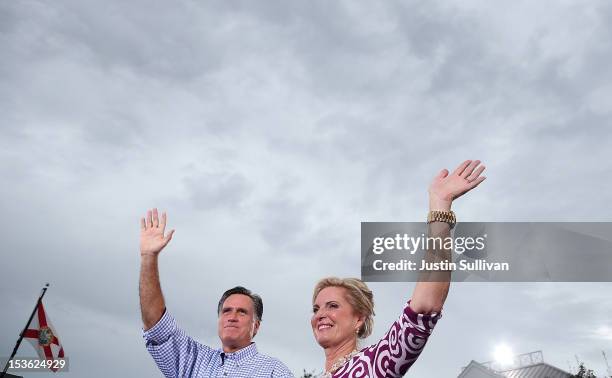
[312,307,319,313]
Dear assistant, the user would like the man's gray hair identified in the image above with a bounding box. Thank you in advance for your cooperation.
[217,286,264,321]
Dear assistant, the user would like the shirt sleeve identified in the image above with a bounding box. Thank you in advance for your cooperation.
[359,300,441,378]
[143,309,214,378]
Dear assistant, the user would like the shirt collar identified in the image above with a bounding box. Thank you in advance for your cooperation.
[219,342,258,363]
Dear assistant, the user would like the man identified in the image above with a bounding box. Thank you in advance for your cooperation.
[139,208,294,377]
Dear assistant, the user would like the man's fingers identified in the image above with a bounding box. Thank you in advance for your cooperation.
[160,212,167,232]
[146,210,152,228]
[142,208,170,234]
[152,208,159,228]
[453,160,472,176]
[164,229,175,245]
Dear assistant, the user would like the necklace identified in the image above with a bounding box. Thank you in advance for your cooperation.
[322,349,359,377]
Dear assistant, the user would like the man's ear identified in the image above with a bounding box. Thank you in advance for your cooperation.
[252,320,261,338]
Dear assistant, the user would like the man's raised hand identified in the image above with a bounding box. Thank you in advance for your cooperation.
[140,208,175,257]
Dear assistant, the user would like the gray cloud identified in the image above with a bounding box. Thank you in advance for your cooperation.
[1,1,611,377]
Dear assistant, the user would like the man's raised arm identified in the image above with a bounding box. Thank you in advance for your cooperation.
[139,208,175,330]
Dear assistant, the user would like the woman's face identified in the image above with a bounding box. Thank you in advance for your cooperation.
[311,286,364,349]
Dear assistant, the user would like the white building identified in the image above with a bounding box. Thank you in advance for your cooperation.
[458,351,572,378]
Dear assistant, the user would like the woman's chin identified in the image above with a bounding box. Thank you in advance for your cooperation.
[314,334,337,349]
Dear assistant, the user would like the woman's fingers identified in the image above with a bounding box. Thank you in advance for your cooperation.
[466,165,486,182]
[436,169,449,180]
[460,160,481,178]
[140,218,146,231]
[468,176,486,189]
[453,160,472,176]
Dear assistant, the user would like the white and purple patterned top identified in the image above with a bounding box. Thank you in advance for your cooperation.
[331,301,441,378]
[143,310,294,378]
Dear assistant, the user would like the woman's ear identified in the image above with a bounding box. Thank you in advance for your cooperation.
[355,315,365,333]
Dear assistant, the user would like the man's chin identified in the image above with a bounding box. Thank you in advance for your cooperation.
[221,334,244,345]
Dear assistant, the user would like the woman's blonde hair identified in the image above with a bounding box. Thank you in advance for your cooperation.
[312,277,375,339]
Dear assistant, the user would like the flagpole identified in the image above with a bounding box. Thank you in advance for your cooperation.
[1,283,50,378]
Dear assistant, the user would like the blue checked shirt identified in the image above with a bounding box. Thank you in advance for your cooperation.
[143,310,294,378]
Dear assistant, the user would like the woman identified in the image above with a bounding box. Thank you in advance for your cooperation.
[311,160,486,377]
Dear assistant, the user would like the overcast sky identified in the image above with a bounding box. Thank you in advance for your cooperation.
[1,0,611,377]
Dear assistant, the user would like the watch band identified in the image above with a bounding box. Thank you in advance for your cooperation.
[427,210,456,229]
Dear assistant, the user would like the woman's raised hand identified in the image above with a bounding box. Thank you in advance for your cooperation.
[140,208,175,257]
[428,160,486,210]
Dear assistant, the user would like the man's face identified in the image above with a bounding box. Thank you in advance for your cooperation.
[218,294,260,352]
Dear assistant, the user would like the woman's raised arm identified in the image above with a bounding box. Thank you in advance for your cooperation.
[410,160,486,314]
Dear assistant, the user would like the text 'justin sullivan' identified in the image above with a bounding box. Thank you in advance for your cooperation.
[372,259,510,271]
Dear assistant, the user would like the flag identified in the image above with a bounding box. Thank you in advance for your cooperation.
[22,301,65,372]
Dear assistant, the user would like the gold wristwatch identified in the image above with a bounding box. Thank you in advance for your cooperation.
[427,210,456,229]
